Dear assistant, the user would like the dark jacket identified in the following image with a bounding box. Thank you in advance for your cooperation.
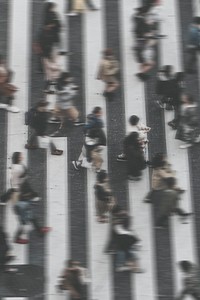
[84,114,104,133]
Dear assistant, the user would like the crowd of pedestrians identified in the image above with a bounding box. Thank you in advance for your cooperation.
[0,0,200,299]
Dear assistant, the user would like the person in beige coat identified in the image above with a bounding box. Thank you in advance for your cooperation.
[144,153,184,202]
[97,48,119,97]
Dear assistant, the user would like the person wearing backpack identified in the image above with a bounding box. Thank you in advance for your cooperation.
[25,101,63,155]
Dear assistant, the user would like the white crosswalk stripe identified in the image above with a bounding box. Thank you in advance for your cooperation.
[83,0,113,299]
[120,0,158,299]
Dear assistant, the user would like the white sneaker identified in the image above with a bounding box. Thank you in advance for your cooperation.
[195,135,200,143]
[116,266,131,272]
[32,197,40,202]
[65,11,78,16]
[179,143,192,149]
[6,105,20,113]
[0,103,8,109]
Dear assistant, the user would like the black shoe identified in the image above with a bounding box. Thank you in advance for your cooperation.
[136,73,149,81]
[117,154,127,161]
[168,121,177,129]
[59,51,67,55]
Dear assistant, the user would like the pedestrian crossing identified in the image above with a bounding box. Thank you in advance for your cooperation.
[1,0,200,299]
[83,1,113,299]
[120,0,158,299]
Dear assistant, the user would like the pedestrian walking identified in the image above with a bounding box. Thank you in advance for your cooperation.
[175,94,200,149]
[25,101,63,155]
[176,261,200,299]
[186,17,200,74]
[124,132,146,181]
[155,177,192,228]
[94,170,115,223]
[14,184,51,244]
[97,49,119,99]
[144,153,184,203]
[114,216,142,273]
[0,55,19,113]
[0,226,17,273]
[117,115,151,162]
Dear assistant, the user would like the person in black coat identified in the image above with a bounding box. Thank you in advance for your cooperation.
[25,101,63,155]
[124,132,146,181]
[43,2,62,46]
[168,72,185,130]
[114,216,142,272]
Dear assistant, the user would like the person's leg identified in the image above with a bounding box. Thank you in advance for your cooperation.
[49,140,63,155]
[116,251,126,268]
[91,149,103,171]
[31,218,51,236]
[186,48,197,72]
[156,213,168,227]
[26,128,38,148]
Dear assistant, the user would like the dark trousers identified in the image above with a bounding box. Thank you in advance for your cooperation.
[187,48,199,72]
[156,208,188,227]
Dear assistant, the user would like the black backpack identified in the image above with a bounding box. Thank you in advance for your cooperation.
[25,108,37,127]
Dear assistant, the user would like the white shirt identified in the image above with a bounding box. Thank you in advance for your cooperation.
[11,164,26,190]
